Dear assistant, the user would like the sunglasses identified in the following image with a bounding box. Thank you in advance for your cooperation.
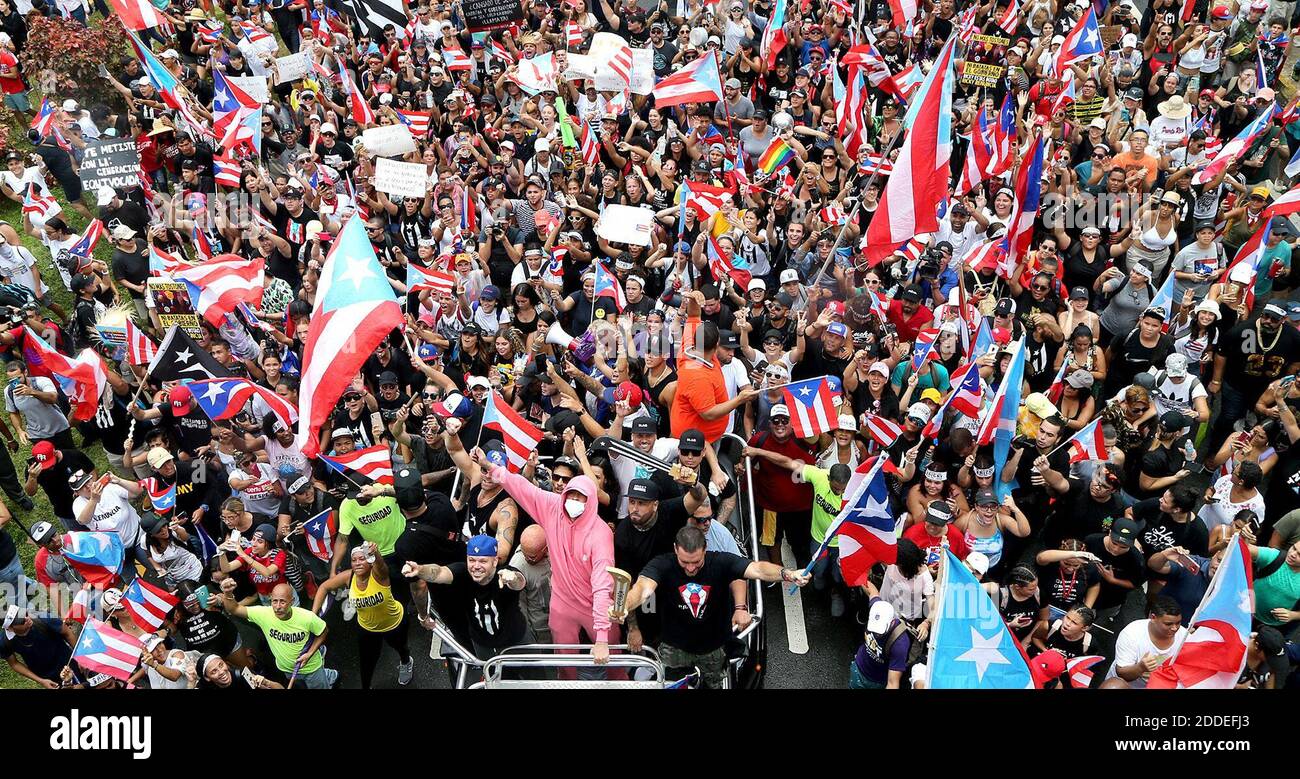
[1032,284,1050,292]
[771,418,790,425]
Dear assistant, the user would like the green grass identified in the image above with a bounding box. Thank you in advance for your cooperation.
[0,137,116,689]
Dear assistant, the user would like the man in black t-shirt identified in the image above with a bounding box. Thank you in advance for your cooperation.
[1083,518,1147,617]
[131,385,213,457]
[24,441,93,530]
[615,477,707,650]
[404,534,530,660]
[1040,461,1127,548]
[618,526,808,687]
[1211,303,1300,447]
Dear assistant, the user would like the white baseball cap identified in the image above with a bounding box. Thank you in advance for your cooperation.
[770,403,790,419]
[866,599,896,634]
[779,269,800,284]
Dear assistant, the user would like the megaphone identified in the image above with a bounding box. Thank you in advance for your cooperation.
[545,323,575,351]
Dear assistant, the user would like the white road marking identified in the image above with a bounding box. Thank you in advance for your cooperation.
[780,540,809,655]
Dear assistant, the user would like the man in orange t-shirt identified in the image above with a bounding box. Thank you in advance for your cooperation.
[671,291,758,442]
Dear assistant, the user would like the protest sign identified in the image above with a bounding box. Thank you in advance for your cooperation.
[373,158,430,199]
[79,139,143,192]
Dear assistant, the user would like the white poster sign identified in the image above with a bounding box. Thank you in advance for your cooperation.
[360,124,418,157]
[273,53,309,84]
[596,204,654,246]
[373,158,430,199]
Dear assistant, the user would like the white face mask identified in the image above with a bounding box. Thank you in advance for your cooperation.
[564,498,585,518]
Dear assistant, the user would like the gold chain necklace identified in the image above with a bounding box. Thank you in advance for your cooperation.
[1257,320,1283,353]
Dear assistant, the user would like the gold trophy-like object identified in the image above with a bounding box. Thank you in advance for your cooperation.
[607,566,632,621]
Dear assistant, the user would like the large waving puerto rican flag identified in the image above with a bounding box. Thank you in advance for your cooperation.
[171,255,265,326]
[187,377,299,429]
[1194,101,1277,185]
[652,52,723,108]
[594,260,628,311]
[298,217,404,457]
[61,532,124,586]
[21,327,106,422]
[320,444,395,486]
[72,619,143,682]
[1149,535,1254,689]
[482,390,544,472]
[863,35,957,264]
[816,455,903,586]
[122,579,179,632]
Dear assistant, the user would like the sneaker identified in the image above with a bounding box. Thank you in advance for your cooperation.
[397,657,414,685]
[830,591,845,618]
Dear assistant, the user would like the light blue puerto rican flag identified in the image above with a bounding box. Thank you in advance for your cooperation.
[928,548,1036,688]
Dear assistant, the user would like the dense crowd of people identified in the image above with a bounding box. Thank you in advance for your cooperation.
[0,0,1298,690]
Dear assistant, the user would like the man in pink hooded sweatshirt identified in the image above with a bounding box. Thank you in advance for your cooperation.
[474,449,622,670]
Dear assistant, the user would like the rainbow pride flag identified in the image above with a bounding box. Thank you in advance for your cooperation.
[756,137,795,175]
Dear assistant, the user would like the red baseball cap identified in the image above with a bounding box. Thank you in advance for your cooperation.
[31,441,54,463]
[1031,649,1068,687]
[603,380,644,409]
[170,384,193,414]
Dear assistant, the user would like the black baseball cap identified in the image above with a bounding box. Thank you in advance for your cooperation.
[679,429,705,453]
[630,415,657,434]
[627,478,660,500]
[1110,517,1141,545]
[719,330,740,349]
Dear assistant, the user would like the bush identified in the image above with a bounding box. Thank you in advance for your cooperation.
[19,14,129,104]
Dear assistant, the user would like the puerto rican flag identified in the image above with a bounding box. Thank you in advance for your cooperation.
[443,46,473,71]
[781,376,840,438]
[72,619,143,683]
[820,204,848,226]
[652,52,723,107]
[407,263,455,296]
[21,327,106,422]
[1218,186,1300,300]
[887,0,918,27]
[320,444,395,486]
[1054,6,1102,76]
[122,578,179,632]
[957,92,1016,195]
[124,318,157,366]
[760,0,789,66]
[861,412,903,449]
[215,154,242,188]
[22,183,60,221]
[1066,417,1108,463]
[910,327,940,371]
[171,255,265,326]
[572,115,601,166]
[107,0,164,30]
[680,180,730,218]
[565,21,584,48]
[142,476,176,512]
[826,456,902,585]
[995,0,1020,33]
[301,509,336,562]
[923,361,983,437]
[956,4,978,43]
[979,338,1025,499]
[705,234,752,289]
[1149,535,1254,689]
[67,219,105,269]
[150,245,190,275]
[337,57,375,126]
[482,390,544,472]
[1006,135,1046,262]
[1196,102,1278,183]
[1066,655,1106,688]
[61,532,124,587]
[396,110,432,139]
[1147,269,1178,331]
[863,35,956,264]
[31,97,56,137]
[187,377,299,429]
[594,260,628,311]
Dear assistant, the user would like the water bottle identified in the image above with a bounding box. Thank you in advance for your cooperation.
[1183,438,1197,462]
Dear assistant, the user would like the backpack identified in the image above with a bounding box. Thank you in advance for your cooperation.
[884,621,928,670]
